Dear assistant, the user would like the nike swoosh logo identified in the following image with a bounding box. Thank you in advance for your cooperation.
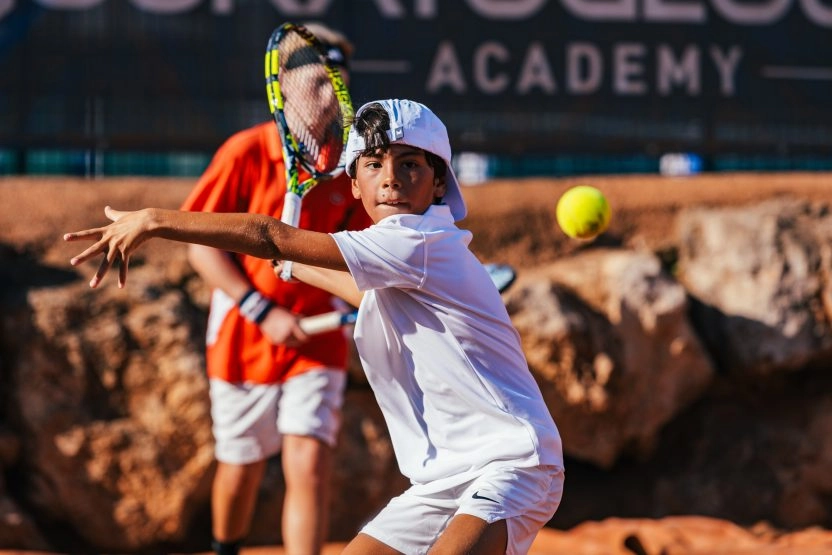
[472,491,499,503]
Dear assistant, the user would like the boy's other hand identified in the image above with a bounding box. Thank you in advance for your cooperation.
[271,259,296,282]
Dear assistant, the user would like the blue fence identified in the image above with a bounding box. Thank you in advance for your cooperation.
[2,2,831,177]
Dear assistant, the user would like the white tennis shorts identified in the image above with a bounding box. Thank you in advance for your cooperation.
[361,463,564,555]
[209,368,347,465]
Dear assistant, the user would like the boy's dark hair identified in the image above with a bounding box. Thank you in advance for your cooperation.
[348,103,447,181]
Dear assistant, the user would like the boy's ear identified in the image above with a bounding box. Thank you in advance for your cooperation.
[351,178,361,199]
[433,175,447,198]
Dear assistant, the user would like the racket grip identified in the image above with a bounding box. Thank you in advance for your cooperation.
[299,311,349,335]
[279,192,303,281]
[281,192,302,227]
[280,261,294,281]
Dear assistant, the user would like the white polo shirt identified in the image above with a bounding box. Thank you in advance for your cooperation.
[333,205,563,490]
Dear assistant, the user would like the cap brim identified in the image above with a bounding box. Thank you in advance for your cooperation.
[443,164,467,221]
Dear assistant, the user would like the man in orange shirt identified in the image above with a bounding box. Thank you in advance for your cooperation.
[181,23,370,555]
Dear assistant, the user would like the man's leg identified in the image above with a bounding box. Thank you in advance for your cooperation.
[208,375,284,554]
[212,459,267,554]
[276,368,346,554]
[281,434,333,555]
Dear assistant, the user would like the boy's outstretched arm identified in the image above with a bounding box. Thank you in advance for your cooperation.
[64,206,347,288]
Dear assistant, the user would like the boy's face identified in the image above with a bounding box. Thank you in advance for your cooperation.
[351,144,446,223]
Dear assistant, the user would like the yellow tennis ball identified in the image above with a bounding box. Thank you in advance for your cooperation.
[556,185,611,239]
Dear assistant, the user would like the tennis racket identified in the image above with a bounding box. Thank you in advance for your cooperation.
[265,22,353,280]
[299,263,518,335]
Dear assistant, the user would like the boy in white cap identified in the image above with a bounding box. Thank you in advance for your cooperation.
[65,98,564,555]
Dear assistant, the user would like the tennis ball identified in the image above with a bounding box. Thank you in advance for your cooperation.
[556,185,611,240]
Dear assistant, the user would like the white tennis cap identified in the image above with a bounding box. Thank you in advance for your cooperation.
[346,99,467,221]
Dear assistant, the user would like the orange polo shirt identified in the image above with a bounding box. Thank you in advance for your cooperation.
[181,122,370,384]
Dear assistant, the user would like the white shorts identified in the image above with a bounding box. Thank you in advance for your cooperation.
[209,369,347,465]
[361,464,564,555]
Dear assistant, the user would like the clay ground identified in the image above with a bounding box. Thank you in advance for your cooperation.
[3,172,831,276]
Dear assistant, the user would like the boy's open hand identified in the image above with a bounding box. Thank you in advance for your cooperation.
[64,206,152,288]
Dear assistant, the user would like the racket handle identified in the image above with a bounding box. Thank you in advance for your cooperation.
[279,192,303,281]
[299,310,357,335]
[485,263,517,293]
[281,192,302,227]
[280,261,295,281]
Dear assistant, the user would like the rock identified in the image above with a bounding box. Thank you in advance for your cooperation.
[536,516,832,554]
[677,199,832,376]
[507,249,714,468]
[11,279,215,552]
[4,176,832,551]
[2,259,406,551]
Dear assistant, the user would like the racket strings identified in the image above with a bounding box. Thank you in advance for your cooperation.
[278,30,346,175]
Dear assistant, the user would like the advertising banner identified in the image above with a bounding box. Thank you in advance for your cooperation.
[1,0,830,157]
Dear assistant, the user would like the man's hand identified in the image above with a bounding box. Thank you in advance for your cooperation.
[258,305,309,347]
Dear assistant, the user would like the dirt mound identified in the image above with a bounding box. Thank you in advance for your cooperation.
[3,173,832,554]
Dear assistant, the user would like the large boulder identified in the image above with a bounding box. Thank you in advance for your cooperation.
[1,254,407,552]
[506,249,715,468]
[13,270,215,552]
[677,200,832,376]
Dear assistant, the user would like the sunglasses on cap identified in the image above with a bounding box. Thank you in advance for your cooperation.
[285,43,349,71]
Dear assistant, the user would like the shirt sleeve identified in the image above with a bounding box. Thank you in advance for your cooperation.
[332,221,426,291]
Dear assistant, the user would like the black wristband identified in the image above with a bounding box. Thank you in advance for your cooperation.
[238,288,274,324]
